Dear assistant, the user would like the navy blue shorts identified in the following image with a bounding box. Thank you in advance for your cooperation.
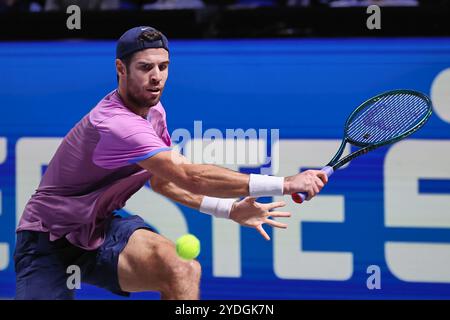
[14,215,156,300]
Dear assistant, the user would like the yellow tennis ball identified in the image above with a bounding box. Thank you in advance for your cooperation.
[176,234,201,260]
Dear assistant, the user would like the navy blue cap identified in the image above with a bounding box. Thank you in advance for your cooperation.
[116,26,169,60]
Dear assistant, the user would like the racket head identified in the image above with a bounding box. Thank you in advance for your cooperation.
[344,89,432,148]
[293,90,432,204]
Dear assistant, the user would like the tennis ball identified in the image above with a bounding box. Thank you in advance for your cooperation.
[176,234,201,260]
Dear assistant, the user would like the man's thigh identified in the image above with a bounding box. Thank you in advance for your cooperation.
[117,228,179,293]
[82,215,159,296]
[14,231,76,300]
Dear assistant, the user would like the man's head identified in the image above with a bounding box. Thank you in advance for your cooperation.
[115,27,170,110]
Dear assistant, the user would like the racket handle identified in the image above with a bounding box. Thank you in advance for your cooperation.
[291,166,334,204]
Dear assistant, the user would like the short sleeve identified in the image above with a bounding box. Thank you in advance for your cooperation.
[93,114,171,169]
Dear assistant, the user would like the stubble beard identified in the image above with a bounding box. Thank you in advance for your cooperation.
[127,86,161,110]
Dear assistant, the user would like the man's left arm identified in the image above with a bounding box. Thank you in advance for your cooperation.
[149,175,291,241]
[150,174,203,210]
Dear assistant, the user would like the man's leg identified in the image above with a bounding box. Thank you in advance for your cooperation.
[14,231,75,300]
[117,229,201,300]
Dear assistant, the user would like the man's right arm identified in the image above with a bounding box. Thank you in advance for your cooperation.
[139,150,249,198]
[138,150,328,199]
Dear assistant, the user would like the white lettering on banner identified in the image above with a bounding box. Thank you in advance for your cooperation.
[123,186,189,243]
[431,68,450,124]
[184,138,269,278]
[0,137,8,270]
[386,242,450,283]
[11,136,450,284]
[0,138,6,163]
[16,138,62,229]
[187,138,240,278]
[0,243,8,271]
[272,140,353,280]
[385,140,450,228]
[0,137,6,216]
[385,140,450,283]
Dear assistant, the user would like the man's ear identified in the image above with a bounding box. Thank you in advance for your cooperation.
[115,59,126,78]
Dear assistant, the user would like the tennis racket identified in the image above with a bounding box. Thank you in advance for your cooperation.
[291,89,433,204]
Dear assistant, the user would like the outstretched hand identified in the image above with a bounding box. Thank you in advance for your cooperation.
[229,197,291,241]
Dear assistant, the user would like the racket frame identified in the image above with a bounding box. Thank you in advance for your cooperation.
[327,89,433,171]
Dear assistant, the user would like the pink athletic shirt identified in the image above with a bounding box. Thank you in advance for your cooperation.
[17,90,172,250]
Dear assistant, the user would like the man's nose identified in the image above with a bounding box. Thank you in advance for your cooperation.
[150,69,162,83]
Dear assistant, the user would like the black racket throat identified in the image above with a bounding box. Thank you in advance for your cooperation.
[327,138,379,170]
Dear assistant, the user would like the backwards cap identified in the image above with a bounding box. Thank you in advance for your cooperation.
[116,26,169,59]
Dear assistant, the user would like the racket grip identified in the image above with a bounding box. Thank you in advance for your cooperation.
[291,166,334,204]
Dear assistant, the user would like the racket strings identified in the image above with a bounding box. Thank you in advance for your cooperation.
[365,95,426,138]
[351,100,427,143]
[379,95,427,136]
[349,99,426,143]
[347,93,429,144]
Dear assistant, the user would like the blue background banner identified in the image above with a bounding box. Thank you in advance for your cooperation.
[1,38,450,299]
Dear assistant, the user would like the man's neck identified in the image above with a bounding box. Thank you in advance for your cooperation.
[117,88,149,119]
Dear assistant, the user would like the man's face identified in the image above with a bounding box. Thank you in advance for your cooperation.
[118,48,169,109]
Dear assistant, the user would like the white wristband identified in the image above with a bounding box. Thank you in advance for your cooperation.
[249,174,284,197]
[199,196,236,219]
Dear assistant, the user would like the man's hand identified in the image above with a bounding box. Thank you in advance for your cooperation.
[229,197,291,241]
[283,170,328,200]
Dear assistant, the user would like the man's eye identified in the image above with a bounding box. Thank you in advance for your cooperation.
[159,65,167,71]
[139,64,150,71]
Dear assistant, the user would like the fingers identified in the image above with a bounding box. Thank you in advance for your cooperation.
[256,225,270,241]
[255,210,291,240]
[265,218,288,229]
[268,211,291,218]
[316,176,325,189]
[306,171,327,200]
[265,201,286,211]
[315,171,329,184]
[244,196,257,203]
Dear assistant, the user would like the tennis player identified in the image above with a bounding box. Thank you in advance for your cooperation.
[14,26,328,300]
